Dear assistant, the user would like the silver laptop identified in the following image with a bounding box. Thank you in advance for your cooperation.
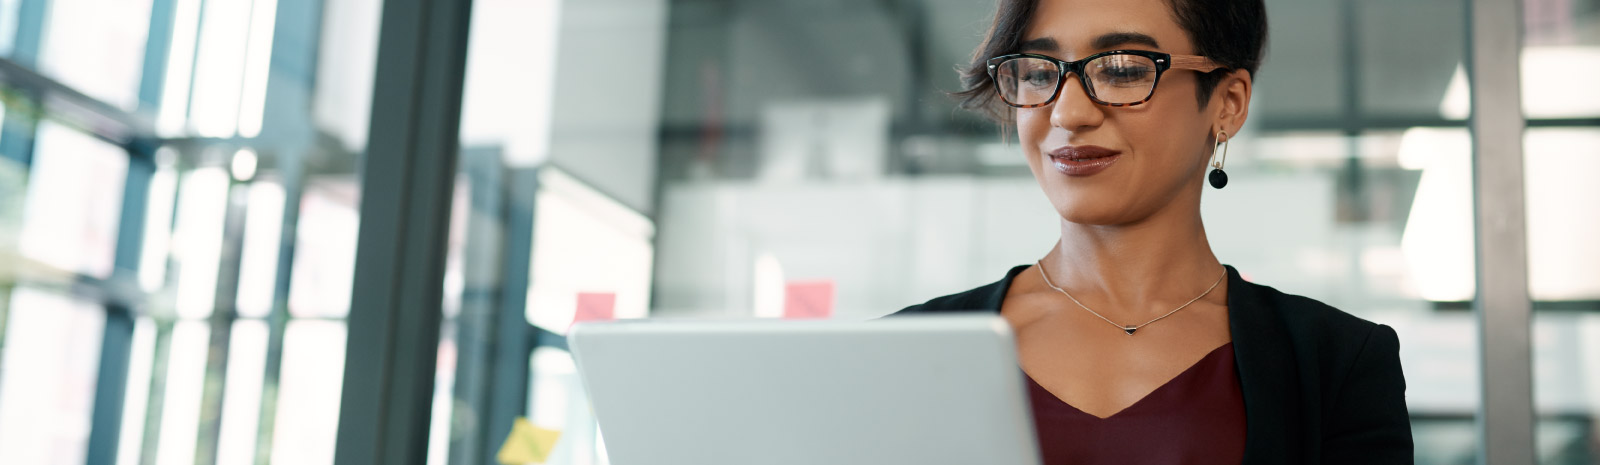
[568,315,1041,465]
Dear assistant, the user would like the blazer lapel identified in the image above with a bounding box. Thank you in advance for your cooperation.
[1225,265,1305,463]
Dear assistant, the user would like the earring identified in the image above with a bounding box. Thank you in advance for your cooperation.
[1209,130,1230,189]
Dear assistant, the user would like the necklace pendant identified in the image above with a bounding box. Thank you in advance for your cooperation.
[1123,326,1138,336]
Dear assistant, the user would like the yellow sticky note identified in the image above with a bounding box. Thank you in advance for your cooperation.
[497,417,562,465]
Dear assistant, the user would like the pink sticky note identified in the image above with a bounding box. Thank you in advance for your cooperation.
[572,292,616,328]
[783,280,835,320]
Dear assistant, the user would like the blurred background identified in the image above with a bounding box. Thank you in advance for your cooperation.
[0,0,1596,464]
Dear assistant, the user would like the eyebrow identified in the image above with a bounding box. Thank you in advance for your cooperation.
[1015,32,1163,54]
[1092,32,1161,50]
[1016,37,1060,52]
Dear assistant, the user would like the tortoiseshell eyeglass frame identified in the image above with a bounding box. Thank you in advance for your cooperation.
[985,49,1225,108]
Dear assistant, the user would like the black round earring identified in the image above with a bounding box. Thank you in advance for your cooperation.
[1209,130,1230,189]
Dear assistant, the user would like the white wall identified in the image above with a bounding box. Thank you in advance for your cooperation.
[543,0,669,215]
[651,170,1444,320]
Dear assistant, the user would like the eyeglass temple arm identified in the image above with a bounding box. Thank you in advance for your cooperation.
[1170,54,1224,72]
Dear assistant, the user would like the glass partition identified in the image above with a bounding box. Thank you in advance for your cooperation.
[1525,0,1600,462]
[0,0,1585,463]
[0,0,383,463]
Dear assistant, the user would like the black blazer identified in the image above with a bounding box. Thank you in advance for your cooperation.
[890,264,1414,464]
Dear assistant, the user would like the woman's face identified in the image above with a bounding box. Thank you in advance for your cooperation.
[1016,0,1242,226]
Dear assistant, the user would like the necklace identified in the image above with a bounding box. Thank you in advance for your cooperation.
[1033,259,1227,336]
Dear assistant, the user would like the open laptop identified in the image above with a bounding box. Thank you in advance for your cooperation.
[568,315,1041,465]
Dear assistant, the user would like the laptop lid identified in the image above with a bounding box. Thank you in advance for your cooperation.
[568,315,1041,465]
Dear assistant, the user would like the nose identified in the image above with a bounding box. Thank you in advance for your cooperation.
[1049,74,1106,132]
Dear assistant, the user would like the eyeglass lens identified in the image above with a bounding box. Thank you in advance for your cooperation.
[994,54,1160,106]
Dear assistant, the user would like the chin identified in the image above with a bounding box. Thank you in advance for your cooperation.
[1040,184,1129,223]
[1052,201,1139,226]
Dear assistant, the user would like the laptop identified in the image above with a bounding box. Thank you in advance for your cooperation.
[568,315,1041,465]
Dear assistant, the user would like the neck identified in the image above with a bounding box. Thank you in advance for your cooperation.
[1041,203,1224,320]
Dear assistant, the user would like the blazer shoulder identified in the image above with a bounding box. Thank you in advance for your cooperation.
[888,281,1002,316]
[1237,278,1398,387]
[1230,275,1412,460]
[1244,278,1381,340]
[886,264,1031,317]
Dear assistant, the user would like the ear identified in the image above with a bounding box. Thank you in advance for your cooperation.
[1212,69,1253,138]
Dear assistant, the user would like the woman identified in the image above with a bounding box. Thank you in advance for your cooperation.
[889,0,1413,463]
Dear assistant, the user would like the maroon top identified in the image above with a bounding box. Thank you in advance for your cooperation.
[1024,343,1247,465]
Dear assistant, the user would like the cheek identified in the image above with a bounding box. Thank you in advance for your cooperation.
[1134,125,1195,168]
[1015,108,1050,147]
[1123,110,1208,167]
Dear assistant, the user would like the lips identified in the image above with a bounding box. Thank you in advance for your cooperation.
[1046,145,1122,176]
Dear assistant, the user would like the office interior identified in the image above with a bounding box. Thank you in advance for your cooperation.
[0,0,1596,463]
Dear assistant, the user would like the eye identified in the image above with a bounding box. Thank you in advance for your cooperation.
[1007,59,1058,88]
[1091,56,1157,87]
[1021,69,1057,86]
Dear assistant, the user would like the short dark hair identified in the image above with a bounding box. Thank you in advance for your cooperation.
[954,0,1268,122]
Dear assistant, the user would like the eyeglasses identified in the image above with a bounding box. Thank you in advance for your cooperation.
[986,50,1224,108]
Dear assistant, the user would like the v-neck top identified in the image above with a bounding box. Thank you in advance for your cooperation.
[888,264,1415,464]
[1024,342,1247,465]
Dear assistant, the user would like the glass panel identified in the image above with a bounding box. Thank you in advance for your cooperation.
[1525,0,1600,462]
[134,0,381,459]
[311,0,383,152]
[1356,0,1467,120]
[154,320,210,465]
[270,319,346,465]
[140,150,180,292]
[17,121,128,277]
[157,0,203,134]
[0,0,384,463]
[1523,0,1600,118]
[287,177,360,319]
[1254,0,1344,121]
[526,346,600,465]
[385,1,1501,463]
[0,288,105,465]
[1527,126,1600,465]
[643,0,1481,463]
[0,0,19,56]
[216,319,269,465]
[36,0,154,109]
[170,166,231,319]
[430,1,658,462]
[1524,128,1600,302]
[188,0,264,137]
[115,318,157,465]
[526,169,653,333]
[236,180,286,319]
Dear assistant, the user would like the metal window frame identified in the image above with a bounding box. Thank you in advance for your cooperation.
[1466,0,1536,463]
[0,3,163,463]
[0,0,48,166]
[331,0,474,462]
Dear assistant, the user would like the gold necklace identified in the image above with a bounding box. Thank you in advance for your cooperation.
[1033,259,1227,336]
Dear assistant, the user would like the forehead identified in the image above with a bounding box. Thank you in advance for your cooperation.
[1021,0,1194,57]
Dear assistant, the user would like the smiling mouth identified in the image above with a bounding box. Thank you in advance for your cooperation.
[1048,145,1122,161]
[1046,145,1122,176]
